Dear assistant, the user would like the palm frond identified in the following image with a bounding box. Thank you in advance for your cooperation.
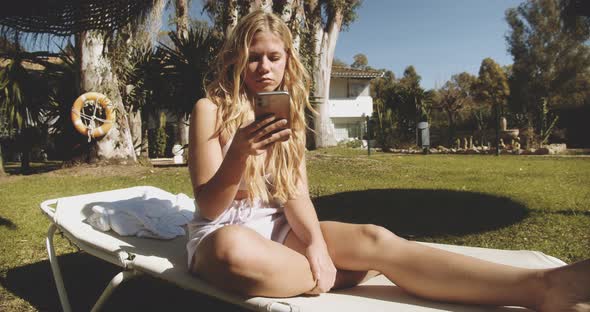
[157,25,221,114]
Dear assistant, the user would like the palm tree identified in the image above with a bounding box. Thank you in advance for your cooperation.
[173,0,189,147]
[0,51,49,172]
[39,46,86,161]
[118,45,165,157]
[0,106,7,175]
[158,25,221,146]
[1,0,165,165]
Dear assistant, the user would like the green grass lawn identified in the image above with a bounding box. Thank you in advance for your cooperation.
[1,149,589,311]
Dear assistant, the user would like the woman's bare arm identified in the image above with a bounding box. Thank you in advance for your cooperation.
[283,155,337,293]
[188,98,248,220]
[282,156,325,246]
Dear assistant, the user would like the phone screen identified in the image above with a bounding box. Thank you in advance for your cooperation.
[255,91,291,127]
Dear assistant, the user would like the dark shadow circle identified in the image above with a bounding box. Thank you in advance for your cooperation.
[313,189,529,238]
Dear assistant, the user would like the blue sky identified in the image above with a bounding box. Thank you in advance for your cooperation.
[334,0,524,89]
[185,0,525,90]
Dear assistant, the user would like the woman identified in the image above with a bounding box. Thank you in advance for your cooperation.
[186,10,590,311]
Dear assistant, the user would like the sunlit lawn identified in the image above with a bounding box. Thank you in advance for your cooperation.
[1,149,589,311]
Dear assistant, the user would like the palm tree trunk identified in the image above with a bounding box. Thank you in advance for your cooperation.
[175,0,190,148]
[250,0,273,12]
[79,30,137,163]
[129,109,142,156]
[226,0,239,34]
[19,128,32,172]
[175,0,189,39]
[140,124,149,158]
[312,7,343,148]
[0,142,5,176]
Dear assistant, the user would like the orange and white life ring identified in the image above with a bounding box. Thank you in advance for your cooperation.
[71,92,115,141]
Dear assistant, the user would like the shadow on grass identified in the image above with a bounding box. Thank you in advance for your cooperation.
[0,216,16,229]
[548,210,590,217]
[0,252,244,312]
[4,161,63,175]
[313,189,529,239]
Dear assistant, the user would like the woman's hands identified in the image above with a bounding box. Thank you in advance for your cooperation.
[305,241,337,295]
[228,115,291,159]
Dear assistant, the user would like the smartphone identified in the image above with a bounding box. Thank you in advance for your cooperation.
[255,91,291,127]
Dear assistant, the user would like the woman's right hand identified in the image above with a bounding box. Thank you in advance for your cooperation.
[228,115,291,158]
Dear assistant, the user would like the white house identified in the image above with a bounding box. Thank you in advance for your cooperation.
[328,66,383,142]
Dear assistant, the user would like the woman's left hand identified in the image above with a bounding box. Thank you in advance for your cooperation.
[304,241,337,295]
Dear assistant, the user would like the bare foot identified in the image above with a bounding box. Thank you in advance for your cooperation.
[538,259,590,312]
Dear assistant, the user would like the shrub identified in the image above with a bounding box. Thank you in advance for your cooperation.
[148,127,168,158]
[338,139,362,148]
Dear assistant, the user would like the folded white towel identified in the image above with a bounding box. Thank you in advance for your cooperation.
[86,188,195,239]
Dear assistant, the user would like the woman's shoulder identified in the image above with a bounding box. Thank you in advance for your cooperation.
[193,97,218,113]
[191,98,227,144]
[191,98,218,132]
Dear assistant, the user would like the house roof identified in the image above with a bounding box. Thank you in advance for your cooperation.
[331,66,383,79]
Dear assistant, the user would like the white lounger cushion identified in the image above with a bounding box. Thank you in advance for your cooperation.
[50,186,565,312]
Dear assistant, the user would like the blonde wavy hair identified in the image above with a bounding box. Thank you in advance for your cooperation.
[205,10,314,204]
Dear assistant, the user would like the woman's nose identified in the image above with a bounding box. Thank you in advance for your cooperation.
[258,56,271,73]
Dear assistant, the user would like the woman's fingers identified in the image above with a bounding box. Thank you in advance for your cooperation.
[254,128,291,150]
[253,118,288,140]
[304,259,322,295]
[247,115,276,134]
[235,116,290,155]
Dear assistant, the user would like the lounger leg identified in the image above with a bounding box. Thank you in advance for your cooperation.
[90,270,142,312]
[46,224,72,312]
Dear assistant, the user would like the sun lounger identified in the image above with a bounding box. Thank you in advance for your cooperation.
[40,186,566,312]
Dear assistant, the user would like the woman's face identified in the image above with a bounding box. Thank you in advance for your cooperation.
[243,30,287,95]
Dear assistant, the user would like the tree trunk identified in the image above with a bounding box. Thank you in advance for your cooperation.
[250,0,273,12]
[19,128,33,172]
[0,142,5,176]
[447,110,455,146]
[175,0,189,39]
[280,0,304,52]
[312,7,343,148]
[79,30,137,163]
[140,125,149,158]
[495,104,500,156]
[129,109,142,156]
[226,0,239,35]
[175,0,190,148]
[176,113,190,148]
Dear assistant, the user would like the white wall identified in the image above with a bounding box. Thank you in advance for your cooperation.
[332,117,366,141]
[329,97,373,118]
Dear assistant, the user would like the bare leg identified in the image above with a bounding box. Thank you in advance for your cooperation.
[285,221,590,311]
[538,258,590,312]
[191,225,314,297]
[191,225,377,297]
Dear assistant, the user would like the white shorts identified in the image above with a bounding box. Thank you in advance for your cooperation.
[186,198,291,267]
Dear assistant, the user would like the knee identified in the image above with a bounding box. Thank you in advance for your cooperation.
[205,226,266,276]
[210,226,251,263]
[358,224,402,247]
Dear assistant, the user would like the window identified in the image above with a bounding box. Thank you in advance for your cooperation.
[348,81,366,98]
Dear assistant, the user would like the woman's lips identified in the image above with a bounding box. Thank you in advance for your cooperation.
[257,78,273,83]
